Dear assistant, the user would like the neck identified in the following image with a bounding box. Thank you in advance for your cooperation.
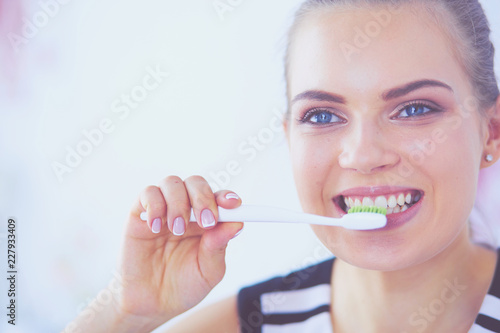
[331,228,497,333]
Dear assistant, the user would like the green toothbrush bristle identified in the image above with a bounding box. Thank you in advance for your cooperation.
[348,206,387,215]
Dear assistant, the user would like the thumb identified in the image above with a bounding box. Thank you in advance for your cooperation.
[197,221,244,287]
[214,190,242,209]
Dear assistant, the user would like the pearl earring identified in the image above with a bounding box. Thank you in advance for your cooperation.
[486,154,494,162]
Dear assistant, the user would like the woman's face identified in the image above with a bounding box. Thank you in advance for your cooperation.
[285,5,489,270]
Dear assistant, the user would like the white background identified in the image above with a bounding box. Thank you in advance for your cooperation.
[0,0,499,332]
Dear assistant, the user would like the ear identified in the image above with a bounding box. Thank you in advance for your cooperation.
[481,96,500,168]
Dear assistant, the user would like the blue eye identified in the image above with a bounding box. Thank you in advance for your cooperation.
[302,110,344,125]
[313,112,334,123]
[398,104,433,118]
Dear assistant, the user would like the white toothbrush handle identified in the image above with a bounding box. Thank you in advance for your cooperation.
[189,205,385,230]
[190,205,308,223]
[140,205,386,230]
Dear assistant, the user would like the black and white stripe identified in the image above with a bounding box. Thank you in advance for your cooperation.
[471,254,500,332]
[260,284,332,333]
[238,250,500,333]
[238,259,333,333]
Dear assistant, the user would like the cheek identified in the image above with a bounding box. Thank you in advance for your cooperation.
[403,120,481,205]
[396,120,482,253]
[428,128,480,222]
[289,135,338,213]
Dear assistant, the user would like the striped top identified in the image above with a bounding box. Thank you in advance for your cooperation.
[238,250,500,333]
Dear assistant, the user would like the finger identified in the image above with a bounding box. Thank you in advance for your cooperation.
[214,190,242,209]
[198,222,244,286]
[184,175,218,229]
[130,185,167,235]
[158,175,190,237]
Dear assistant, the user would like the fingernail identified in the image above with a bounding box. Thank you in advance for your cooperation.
[152,218,162,234]
[201,209,216,228]
[173,217,185,236]
[231,227,244,240]
[225,193,240,200]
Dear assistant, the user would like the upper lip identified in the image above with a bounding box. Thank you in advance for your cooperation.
[337,186,423,198]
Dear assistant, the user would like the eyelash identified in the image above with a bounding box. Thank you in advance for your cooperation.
[297,108,345,125]
[297,101,443,125]
[393,100,442,119]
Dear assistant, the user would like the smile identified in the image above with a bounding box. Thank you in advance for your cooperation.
[336,188,423,215]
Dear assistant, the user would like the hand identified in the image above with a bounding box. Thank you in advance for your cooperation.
[117,175,243,330]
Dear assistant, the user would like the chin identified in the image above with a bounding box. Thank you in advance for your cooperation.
[311,225,439,272]
[339,247,422,272]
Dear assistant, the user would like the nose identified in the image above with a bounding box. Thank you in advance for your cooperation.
[338,121,399,174]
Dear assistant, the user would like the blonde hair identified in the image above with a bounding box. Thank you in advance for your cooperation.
[284,0,499,114]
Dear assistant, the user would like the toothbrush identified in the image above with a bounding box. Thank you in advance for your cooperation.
[140,205,387,230]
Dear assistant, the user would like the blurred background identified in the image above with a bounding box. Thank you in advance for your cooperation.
[0,0,499,331]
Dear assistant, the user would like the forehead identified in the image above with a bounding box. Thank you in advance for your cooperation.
[287,5,467,98]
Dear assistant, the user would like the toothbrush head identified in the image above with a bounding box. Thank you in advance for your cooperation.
[348,206,387,215]
[343,206,387,230]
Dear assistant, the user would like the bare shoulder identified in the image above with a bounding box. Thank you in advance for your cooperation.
[163,296,240,333]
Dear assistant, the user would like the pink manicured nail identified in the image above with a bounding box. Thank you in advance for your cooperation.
[201,209,216,228]
[231,228,244,240]
[152,218,162,234]
[173,217,185,236]
[225,192,240,200]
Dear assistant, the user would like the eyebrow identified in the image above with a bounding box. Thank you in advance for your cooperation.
[381,79,454,100]
[291,79,454,105]
[291,90,346,105]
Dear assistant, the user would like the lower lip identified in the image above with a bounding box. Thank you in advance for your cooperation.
[335,197,423,231]
[382,198,423,230]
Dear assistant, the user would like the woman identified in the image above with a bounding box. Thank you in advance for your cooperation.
[67,0,500,332]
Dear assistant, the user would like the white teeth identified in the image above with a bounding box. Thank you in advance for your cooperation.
[374,196,387,208]
[397,194,405,206]
[405,193,412,204]
[363,197,374,206]
[388,195,397,208]
[342,191,421,214]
